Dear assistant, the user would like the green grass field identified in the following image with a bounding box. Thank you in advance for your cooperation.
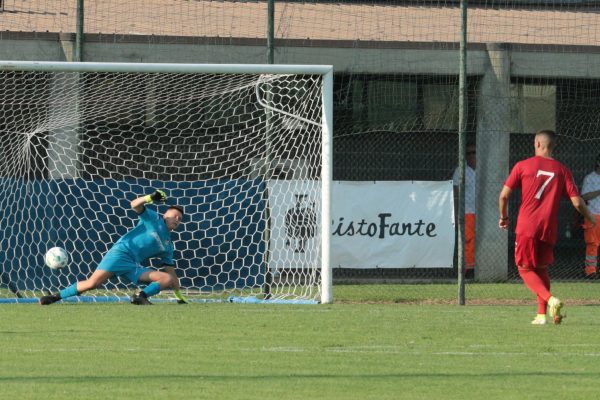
[2,283,600,399]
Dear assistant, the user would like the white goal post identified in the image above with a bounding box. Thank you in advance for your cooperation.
[0,61,332,304]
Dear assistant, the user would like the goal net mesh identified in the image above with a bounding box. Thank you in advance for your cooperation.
[0,67,325,302]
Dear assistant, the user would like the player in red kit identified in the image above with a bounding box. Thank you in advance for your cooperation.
[498,130,595,325]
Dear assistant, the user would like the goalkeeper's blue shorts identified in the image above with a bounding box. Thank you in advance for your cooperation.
[97,244,151,284]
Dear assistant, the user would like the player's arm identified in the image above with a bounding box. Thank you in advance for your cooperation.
[571,196,596,227]
[581,189,600,202]
[580,175,600,202]
[498,185,512,230]
[131,190,167,213]
[161,264,189,304]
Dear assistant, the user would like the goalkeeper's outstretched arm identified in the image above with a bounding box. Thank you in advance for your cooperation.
[131,190,168,213]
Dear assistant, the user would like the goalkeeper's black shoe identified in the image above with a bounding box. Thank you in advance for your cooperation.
[39,294,61,305]
[131,292,153,305]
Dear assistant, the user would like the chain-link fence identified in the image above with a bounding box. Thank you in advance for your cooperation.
[2,1,600,302]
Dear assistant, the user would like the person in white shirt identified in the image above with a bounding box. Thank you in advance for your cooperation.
[581,154,600,277]
[453,143,476,278]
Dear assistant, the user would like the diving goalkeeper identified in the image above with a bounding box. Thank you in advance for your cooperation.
[40,190,189,305]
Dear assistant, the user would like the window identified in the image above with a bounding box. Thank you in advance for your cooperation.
[366,80,419,131]
[423,84,459,131]
[511,84,556,133]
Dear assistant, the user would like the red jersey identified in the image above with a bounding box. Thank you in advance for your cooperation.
[504,156,579,245]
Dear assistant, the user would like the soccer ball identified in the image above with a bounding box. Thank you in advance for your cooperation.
[45,247,69,270]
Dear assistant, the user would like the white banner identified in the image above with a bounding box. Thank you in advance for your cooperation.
[330,181,454,268]
[267,180,455,269]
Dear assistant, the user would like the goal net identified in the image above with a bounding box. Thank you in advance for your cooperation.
[0,61,333,304]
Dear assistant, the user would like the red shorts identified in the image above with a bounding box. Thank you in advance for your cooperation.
[514,235,554,269]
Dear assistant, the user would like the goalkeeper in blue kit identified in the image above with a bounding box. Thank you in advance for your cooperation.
[40,190,189,305]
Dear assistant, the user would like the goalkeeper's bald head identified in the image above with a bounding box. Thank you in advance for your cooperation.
[164,205,184,231]
[167,205,184,216]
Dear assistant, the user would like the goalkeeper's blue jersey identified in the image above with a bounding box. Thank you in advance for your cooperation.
[115,207,174,265]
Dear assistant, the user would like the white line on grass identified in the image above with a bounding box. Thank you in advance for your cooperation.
[12,347,171,353]
[260,345,600,357]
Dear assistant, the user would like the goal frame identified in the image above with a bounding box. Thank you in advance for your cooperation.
[0,60,333,304]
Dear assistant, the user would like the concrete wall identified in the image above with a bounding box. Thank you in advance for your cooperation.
[3,34,600,77]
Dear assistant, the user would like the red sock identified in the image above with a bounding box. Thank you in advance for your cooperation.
[534,268,551,314]
[535,268,551,291]
[518,268,552,310]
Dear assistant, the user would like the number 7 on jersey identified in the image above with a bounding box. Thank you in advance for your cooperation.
[535,170,555,199]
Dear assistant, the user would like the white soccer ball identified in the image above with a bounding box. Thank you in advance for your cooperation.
[45,247,69,270]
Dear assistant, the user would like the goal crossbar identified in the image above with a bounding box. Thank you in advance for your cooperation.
[0,61,333,76]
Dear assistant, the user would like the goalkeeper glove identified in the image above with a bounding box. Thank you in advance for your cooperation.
[174,289,189,304]
[144,189,167,204]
